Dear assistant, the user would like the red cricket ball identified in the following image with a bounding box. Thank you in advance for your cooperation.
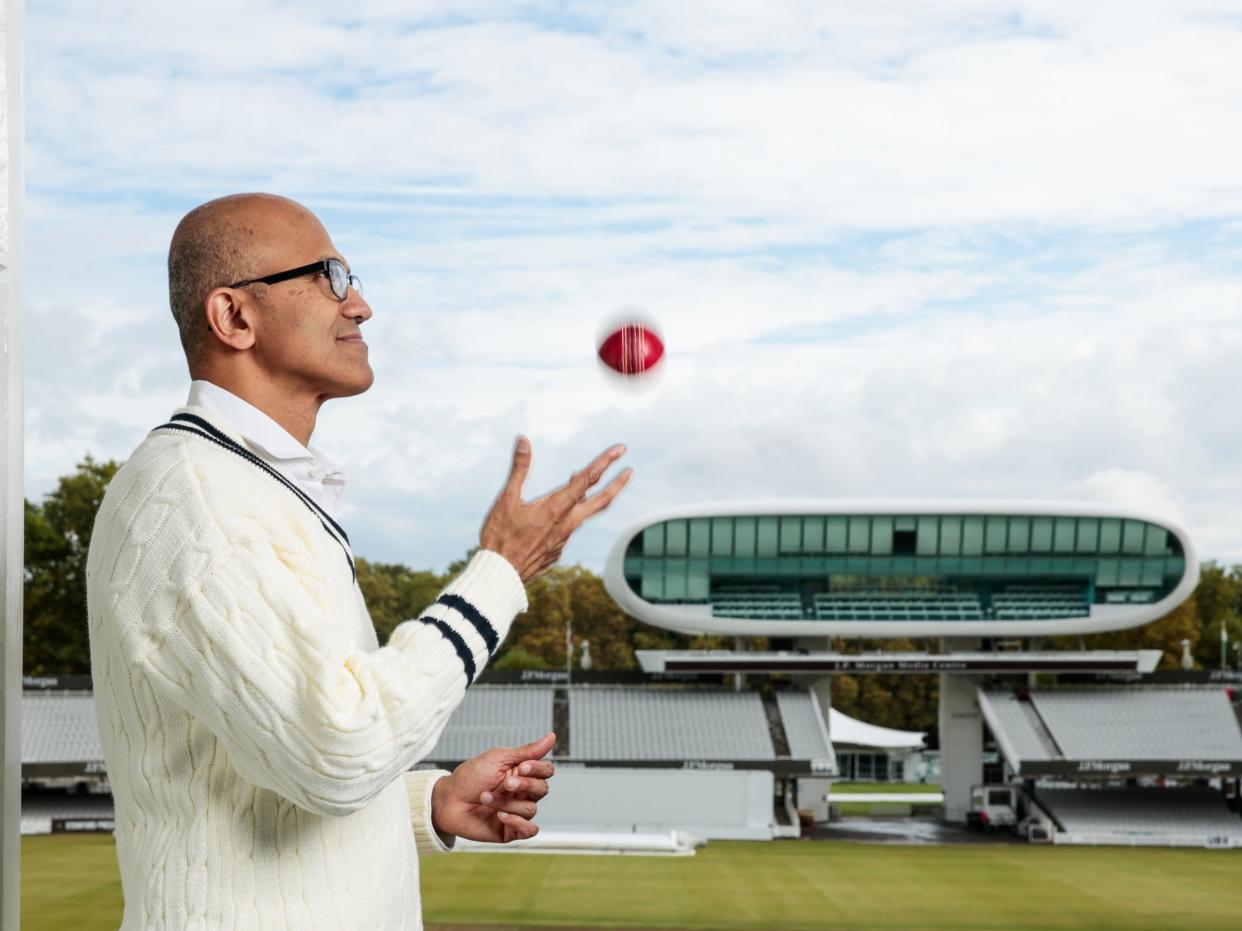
[597,321,665,377]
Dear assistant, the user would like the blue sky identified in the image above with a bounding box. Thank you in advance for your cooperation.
[24,0,1242,573]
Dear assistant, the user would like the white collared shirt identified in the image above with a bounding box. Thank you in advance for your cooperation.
[185,380,347,519]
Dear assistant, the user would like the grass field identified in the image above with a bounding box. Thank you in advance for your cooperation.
[23,833,1242,930]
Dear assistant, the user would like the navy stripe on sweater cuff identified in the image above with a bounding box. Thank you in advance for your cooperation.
[418,617,477,685]
[436,593,499,656]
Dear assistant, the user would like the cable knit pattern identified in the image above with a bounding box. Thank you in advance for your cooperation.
[86,407,527,930]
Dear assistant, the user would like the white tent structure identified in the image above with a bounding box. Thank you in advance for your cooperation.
[829,708,928,783]
[829,709,926,750]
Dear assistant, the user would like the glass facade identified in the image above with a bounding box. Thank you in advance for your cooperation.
[836,751,894,782]
[622,513,1185,622]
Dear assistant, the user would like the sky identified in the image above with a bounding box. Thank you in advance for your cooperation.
[23,0,1242,575]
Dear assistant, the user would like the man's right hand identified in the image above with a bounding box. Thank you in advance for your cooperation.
[480,436,631,583]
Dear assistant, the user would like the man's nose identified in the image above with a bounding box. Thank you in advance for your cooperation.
[342,289,372,323]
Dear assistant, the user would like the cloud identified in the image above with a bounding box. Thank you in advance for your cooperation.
[22,1,1242,573]
[1070,469,1186,523]
[28,2,1242,224]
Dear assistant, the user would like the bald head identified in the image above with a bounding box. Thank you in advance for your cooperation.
[168,193,321,369]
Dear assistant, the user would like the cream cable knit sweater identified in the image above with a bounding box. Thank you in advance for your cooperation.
[86,406,528,930]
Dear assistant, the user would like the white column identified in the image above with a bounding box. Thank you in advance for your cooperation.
[938,673,982,823]
[0,2,24,928]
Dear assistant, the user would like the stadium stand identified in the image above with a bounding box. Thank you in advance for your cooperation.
[1035,786,1242,847]
[813,590,984,621]
[710,585,804,620]
[425,686,554,761]
[707,583,1094,622]
[978,686,1242,846]
[27,678,1237,848]
[1033,688,1242,761]
[22,690,103,764]
[976,692,1058,763]
[570,688,776,761]
[981,686,1242,774]
[775,691,835,767]
[992,584,1090,620]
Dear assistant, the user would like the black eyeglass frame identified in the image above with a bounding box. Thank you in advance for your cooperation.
[228,258,362,302]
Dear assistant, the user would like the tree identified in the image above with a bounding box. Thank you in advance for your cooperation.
[1043,597,1205,669]
[24,457,121,674]
[497,565,639,669]
[486,563,710,670]
[1189,564,1242,669]
[355,558,446,645]
[492,647,548,671]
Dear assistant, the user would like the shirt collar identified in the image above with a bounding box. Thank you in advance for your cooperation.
[185,380,338,470]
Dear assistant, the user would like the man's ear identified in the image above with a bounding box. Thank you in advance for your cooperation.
[204,288,257,351]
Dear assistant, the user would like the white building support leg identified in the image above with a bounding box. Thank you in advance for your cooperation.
[938,672,982,824]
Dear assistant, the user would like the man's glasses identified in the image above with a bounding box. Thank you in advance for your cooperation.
[229,257,362,302]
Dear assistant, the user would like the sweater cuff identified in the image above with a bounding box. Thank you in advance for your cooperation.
[421,550,527,680]
[446,549,528,624]
[405,769,455,855]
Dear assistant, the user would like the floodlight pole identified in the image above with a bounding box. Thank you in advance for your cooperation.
[0,2,24,928]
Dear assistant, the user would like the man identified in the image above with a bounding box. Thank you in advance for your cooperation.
[85,193,631,930]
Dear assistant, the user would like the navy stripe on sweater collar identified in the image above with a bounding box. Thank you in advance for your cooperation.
[152,411,355,581]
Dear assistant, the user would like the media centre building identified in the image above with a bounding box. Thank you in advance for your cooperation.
[603,500,1203,822]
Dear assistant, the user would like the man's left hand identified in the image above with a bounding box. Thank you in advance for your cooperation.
[430,733,556,843]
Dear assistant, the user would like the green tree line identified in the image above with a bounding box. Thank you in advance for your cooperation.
[22,460,1242,737]
[22,458,714,676]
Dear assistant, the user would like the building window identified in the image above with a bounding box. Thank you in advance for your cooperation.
[779,516,802,554]
[1076,518,1098,552]
[757,516,779,557]
[1054,517,1077,553]
[1099,518,1121,553]
[802,516,825,553]
[666,519,688,556]
[1030,517,1053,552]
[962,517,984,556]
[826,517,848,553]
[985,516,1007,554]
[734,517,756,558]
[848,517,871,554]
[1007,516,1030,553]
[939,517,962,555]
